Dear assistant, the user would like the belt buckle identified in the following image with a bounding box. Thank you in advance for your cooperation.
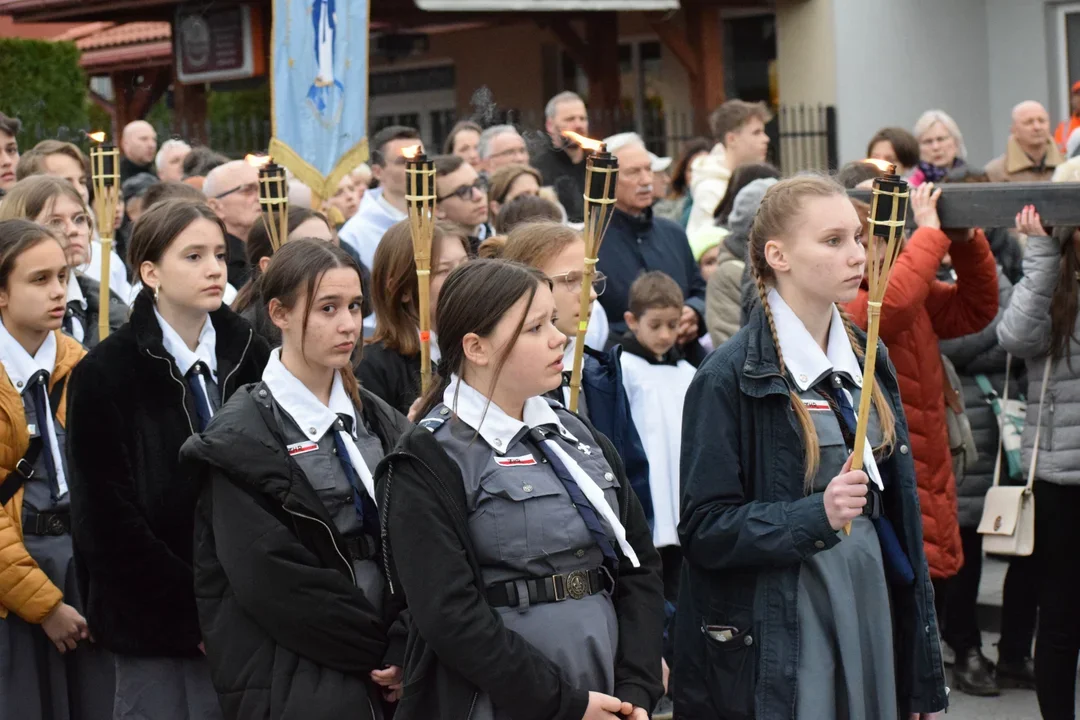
[564,570,589,600]
[47,515,65,535]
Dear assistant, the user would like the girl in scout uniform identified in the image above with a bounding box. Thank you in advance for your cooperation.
[66,200,270,720]
[379,259,664,720]
[675,175,946,720]
[181,239,410,719]
[0,219,112,720]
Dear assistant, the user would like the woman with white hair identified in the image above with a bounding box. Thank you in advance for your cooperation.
[910,110,967,186]
[154,139,191,183]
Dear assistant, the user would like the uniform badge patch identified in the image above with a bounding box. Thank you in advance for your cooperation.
[494,454,537,467]
[287,440,319,456]
[801,399,831,412]
[419,417,446,433]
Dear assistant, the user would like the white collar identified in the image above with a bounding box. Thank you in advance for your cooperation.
[155,307,217,378]
[767,288,863,392]
[0,321,56,392]
[445,374,577,454]
[263,349,356,441]
[66,274,86,310]
[429,330,441,365]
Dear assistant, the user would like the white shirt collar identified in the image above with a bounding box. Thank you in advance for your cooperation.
[445,374,577,454]
[155,308,217,379]
[263,349,356,441]
[767,288,863,392]
[0,321,56,391]
[429,331,441,365]
[66,274,86,310]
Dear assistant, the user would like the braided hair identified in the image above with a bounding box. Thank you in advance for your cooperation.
[747,174,896,487]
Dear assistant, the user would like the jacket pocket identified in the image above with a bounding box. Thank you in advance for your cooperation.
[701,614,757,719]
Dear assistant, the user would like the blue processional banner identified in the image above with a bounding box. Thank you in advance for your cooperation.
[269,0,369,198]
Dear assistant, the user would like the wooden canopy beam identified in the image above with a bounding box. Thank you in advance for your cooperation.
[646,14,698,80]
[543,18,596,78]
[685,3,725,136]
[111,67,171,133]
[585,12,620,139]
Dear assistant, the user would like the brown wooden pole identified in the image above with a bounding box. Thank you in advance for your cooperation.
[686,3,725,136]
[585,12,620,139]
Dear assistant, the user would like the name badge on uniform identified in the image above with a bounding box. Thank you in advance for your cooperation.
[494,454,537,467]
[287,440,319,457]
[26,424,37,437]
[800,399,831,412]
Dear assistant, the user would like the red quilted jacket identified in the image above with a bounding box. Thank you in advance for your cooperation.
[845,228,999,579]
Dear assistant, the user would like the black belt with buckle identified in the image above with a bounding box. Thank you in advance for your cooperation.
[23,511,70,536]
[343,534,378,563]
[862,484,883,520]
[486,568,608,608]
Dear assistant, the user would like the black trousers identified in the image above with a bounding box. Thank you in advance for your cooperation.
[1034,480,1080,720]
[943,525,1038,659]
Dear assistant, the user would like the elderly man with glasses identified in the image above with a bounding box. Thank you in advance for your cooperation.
[204,159,261,287]
[433,154,493,253]
[478,124,531,175]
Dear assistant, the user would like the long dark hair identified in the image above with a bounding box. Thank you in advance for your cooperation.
[669,138,711,198]
[415,259,550,418]
[233,207,333,312]
[260,238,366,408]
[128,199,226,301]
[369,219,470,356]
[1050,225,1080,366]
[713,162,781,222]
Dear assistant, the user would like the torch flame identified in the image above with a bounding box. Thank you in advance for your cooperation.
[87,131,107,143]
[245,154,271,168]
[863,158,897,175]
[561,130,604,152]
[401,144,423,160]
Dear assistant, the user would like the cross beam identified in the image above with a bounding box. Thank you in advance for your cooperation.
[848,182,1080,229]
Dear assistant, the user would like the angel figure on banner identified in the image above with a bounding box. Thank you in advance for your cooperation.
[308,0,344,118]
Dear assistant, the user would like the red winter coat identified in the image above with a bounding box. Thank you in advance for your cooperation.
[845,228,998,580]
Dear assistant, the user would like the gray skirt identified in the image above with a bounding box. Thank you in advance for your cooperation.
[0,534,114,720]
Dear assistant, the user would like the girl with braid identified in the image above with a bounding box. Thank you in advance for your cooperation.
[674,175,947,720]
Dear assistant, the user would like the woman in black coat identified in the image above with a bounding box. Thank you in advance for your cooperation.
[67,200,270,720]
[181,239,410,720]
[357,219,469,416]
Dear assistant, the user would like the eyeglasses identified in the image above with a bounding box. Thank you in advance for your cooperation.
[437,177,488,202]
[489,146,529,160]
[212,182,259,199]
[549,271,606,297]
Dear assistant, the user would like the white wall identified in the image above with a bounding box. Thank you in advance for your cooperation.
[984,0,1055,154]
[831,0,994,166]
[775,0,837,106]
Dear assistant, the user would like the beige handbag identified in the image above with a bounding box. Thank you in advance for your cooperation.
[977,358,1051,556]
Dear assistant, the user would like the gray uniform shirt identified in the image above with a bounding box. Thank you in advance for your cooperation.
[273,396,386,614]
[428,404,619,720]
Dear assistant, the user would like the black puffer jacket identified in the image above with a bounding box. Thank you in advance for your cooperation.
[180,384,411,720]
[939,266,1025,527]
[67,294,270,656]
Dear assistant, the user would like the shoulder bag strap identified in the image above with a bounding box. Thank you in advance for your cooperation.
[990,354,1011,488]
[1026,357,1053,491]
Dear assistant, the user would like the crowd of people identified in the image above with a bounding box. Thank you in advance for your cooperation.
[0,84,1078,720]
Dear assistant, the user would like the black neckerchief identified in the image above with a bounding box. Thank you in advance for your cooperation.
[619,331,682,366]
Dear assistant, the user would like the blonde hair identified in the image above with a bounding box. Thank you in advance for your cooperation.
[748,174,896,485]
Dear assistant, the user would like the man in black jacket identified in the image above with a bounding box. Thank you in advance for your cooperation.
[205,160,261,287]
[530,91,589,223]
[119,120,159,183]
[596,134,707,360]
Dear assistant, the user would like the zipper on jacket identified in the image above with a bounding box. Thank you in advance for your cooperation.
[284,506,356,585]
[147,349,194,434]
[221,328,253,396]
[379,460,396,596]
[464,690,477,720]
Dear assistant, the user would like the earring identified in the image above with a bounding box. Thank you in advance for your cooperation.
[153,285,160,303]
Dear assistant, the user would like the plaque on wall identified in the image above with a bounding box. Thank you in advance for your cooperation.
[175,4,266,83]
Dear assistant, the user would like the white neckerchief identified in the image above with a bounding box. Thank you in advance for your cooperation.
[0,323,67,496]
[767,289,883,490]
[445,374,639,567]
[66,274,86,344]
[263,349,376,503]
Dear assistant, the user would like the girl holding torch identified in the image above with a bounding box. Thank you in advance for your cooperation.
[676,176,946,720]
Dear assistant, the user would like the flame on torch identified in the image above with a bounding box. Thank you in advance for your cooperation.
[863,158,897,175]
[401,144,423,160]
[87,131,107,143]
[561,130,605,152]
[246,154,271,168]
